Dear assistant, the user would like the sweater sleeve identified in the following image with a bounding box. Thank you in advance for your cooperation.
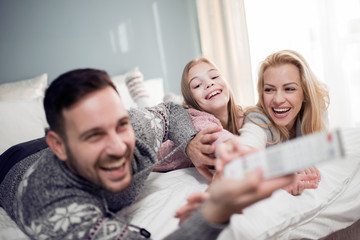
[238,111,276,150]
[129,102,197,155]
[163,208,227,240]
[189,108,234,147]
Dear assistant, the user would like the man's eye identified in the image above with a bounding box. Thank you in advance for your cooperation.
[118,120,130,130]
[86,132,102,141]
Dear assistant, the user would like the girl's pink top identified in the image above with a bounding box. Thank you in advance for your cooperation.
[153,108,237,172]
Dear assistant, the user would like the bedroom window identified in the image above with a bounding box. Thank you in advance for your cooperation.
[196,0,360,128]
[244,0,360,128]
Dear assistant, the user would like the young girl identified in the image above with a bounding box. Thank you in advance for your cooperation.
[239,49,329,195]
[153,57,245,180]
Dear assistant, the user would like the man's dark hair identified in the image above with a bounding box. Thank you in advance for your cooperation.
[44,68,118,139]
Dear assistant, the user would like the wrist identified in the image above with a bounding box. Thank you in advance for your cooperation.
[201,200,232,224]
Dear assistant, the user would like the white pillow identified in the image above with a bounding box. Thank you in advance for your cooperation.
[111,73,138,109]
[0,99,48,154]
[0,73,48,101]
[143,78,164,107]
[111,69,164,109]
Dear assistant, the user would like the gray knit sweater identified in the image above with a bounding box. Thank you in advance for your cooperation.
[0,102,227,240]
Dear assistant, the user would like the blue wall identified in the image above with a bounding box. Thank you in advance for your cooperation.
[0,0,201,94]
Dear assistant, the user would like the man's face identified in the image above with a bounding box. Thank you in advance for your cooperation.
[61,86,135,193]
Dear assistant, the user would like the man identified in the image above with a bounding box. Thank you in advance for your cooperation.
[0,68,294,239]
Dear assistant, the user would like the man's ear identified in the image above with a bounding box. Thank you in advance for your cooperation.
[46,131,67,161]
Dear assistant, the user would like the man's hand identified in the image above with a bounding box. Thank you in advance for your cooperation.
[215,137,258,172]
[175,191,210,226]
[202,168,295,224]
[186,126,222,180]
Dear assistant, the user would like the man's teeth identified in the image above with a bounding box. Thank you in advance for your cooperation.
[209,90,221,99]
[273,108,290,113]
[102,161,125,170]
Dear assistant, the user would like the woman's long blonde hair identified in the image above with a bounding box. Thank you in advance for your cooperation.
[181,57,241,135]
[250,49,329,142]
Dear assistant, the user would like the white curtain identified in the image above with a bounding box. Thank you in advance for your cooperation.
[196,0,254,107]
[244,0,360,129]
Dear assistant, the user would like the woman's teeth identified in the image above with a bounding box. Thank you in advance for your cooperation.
[273,108,290,114]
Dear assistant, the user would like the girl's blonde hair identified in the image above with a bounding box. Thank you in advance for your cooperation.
[250,49,329,142]
[181,57,241,135]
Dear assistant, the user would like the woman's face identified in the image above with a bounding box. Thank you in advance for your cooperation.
[263,63,304,130]
[187,62,230,116]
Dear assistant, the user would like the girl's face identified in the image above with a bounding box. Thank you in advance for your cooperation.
[188,62,230,116]
[263,63,304,130]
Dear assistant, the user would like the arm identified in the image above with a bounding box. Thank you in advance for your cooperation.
[239,112,321,196]
[154,107,228,179]
[186,108,234,180]
[129,102,197,156]
[166,150,295,240]
[238,113,270,150]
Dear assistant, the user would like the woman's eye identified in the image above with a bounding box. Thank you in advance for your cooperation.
[264,88,274,92]
[211,75,219,80]
[285,87,296,91]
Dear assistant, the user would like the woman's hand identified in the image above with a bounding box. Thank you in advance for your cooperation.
[283,167,321,196]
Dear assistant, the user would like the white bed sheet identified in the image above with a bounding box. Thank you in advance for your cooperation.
[114,157,360,240]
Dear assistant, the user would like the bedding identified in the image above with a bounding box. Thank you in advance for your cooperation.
[0,73,360,240]
[117,131,360,240]
[0,73,47,101]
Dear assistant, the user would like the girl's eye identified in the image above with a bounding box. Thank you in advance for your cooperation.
[191,82,201,89]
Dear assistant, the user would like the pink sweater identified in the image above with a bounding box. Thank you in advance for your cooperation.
[153,108,235,172]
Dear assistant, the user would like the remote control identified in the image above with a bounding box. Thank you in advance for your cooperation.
[224,129,345,179]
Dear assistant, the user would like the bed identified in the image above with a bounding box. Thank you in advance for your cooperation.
[0,70,359,240]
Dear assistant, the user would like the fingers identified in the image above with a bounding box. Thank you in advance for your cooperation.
[197,126,222,146]
[186,126,221,180]
[187,191,210,202]
[285,170,320,196]
[199,125,223,135]
[198,144,216,156]
[307,167,321,182]
[296,173,317,181]
[197,166,214,181]
[175,192,209,225]
[260,173,296,196]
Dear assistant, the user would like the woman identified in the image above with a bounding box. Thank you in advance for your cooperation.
[239,49,329,195]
